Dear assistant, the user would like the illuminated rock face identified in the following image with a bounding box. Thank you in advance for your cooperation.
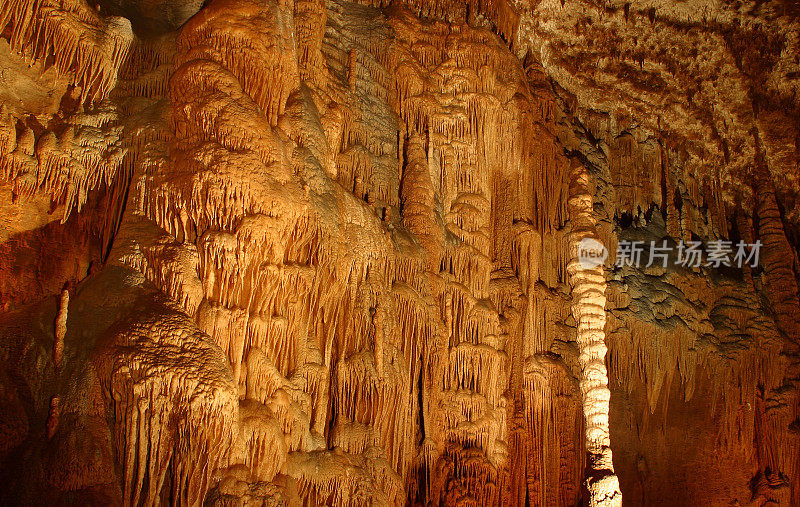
[0,0,798,505]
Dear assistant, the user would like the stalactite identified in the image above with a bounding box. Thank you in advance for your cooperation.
[98,312,238,507]
[0,0,133,102]
[230,399,288,482]
[53,287,68,368]
[287,449,404,505]
[752,139,800,504]
[521,355,583,506]
[177,0,299,126]
[0,105,125,223]
[754,162,800,345]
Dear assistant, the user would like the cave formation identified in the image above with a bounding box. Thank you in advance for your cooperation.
[0,0,799,504]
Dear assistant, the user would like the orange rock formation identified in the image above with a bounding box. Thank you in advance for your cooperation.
[0,0,798,505]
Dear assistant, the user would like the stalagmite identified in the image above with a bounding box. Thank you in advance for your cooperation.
[566,160,622,506]
[45,396,60,439]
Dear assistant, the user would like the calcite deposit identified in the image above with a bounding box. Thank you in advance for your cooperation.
[0,0,798,504]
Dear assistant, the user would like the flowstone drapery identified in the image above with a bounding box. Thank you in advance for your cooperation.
[0,0,799,504]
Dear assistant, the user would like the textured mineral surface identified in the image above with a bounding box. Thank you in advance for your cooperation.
[0,0,798,504]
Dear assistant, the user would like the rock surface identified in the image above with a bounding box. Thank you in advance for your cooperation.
[0,0,798,504]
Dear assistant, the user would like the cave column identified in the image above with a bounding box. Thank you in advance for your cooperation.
[566,159,622,507]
